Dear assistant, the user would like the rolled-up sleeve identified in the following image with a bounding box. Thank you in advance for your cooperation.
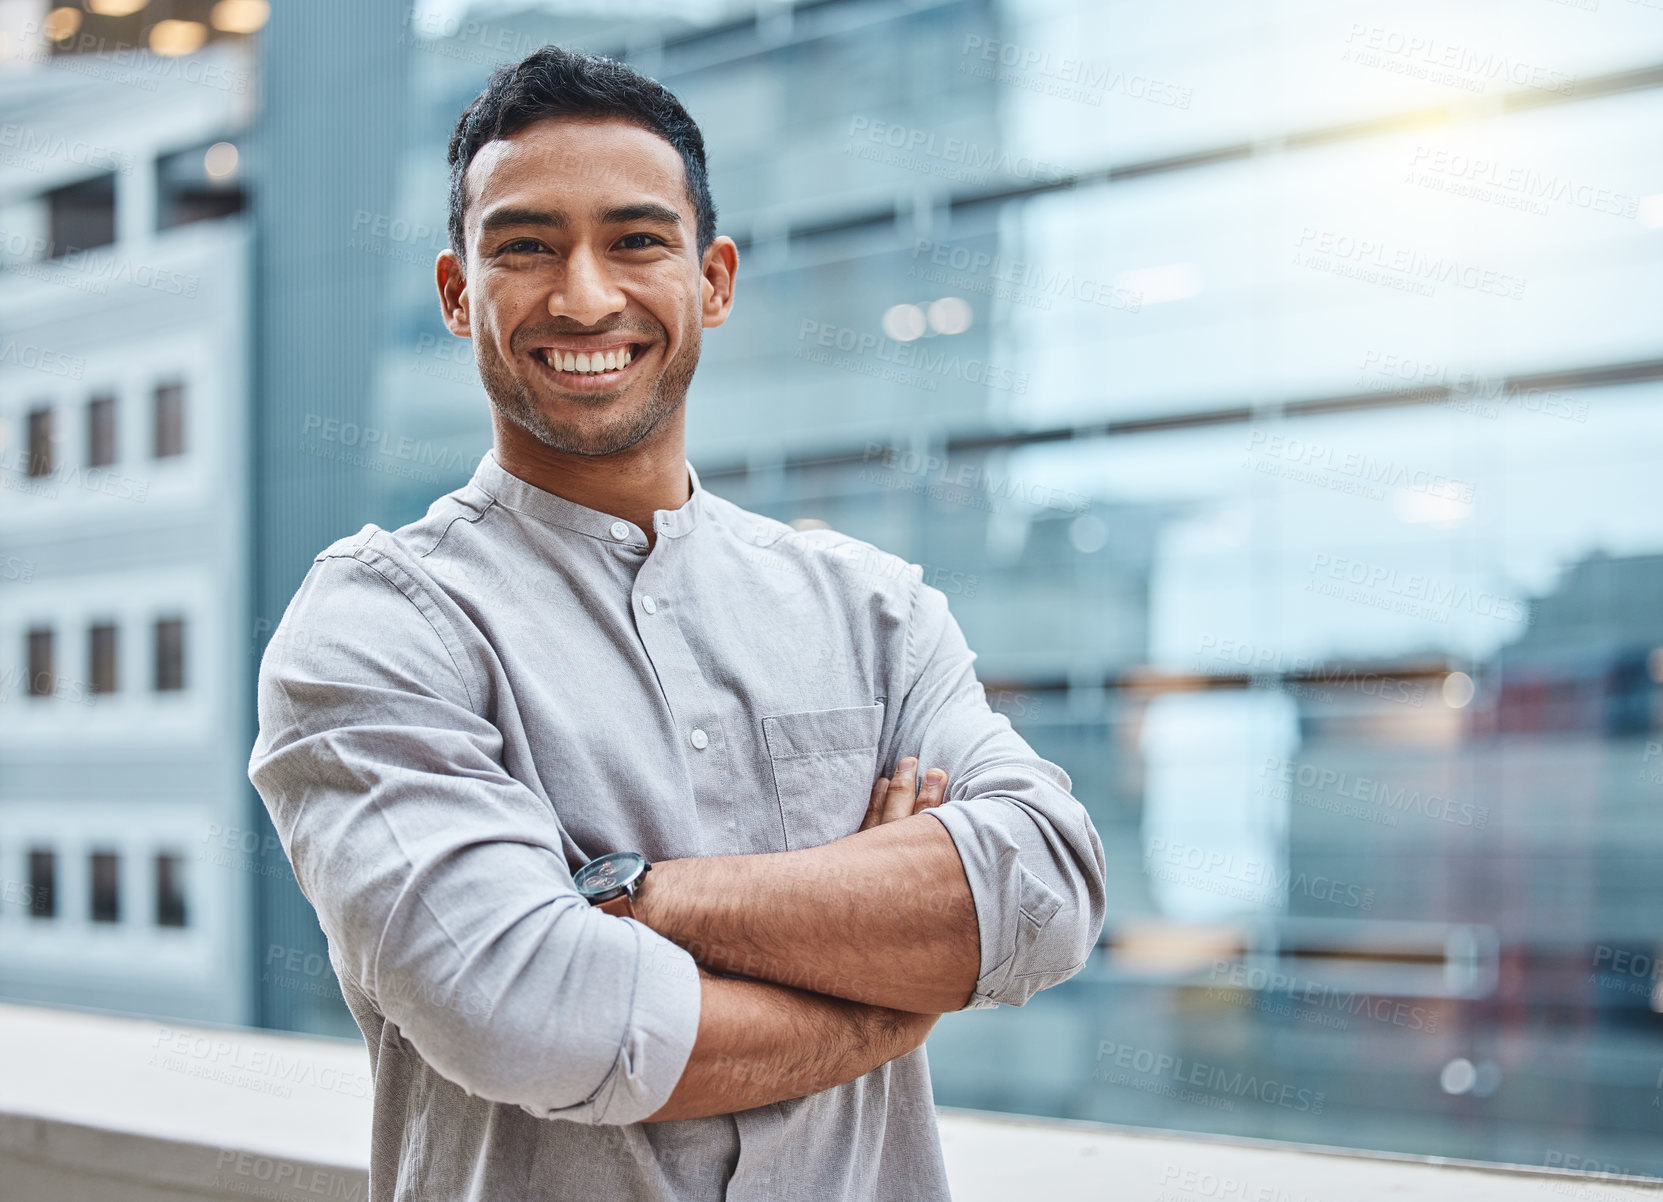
[893,579,1107,1009]
[248,551,702,1125]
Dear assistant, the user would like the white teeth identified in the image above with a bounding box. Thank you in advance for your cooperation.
[543,347,635,373]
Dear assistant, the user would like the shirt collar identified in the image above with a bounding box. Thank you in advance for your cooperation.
[470,450,705,548]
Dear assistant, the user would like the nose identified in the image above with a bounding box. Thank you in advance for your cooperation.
[548,243,625,326]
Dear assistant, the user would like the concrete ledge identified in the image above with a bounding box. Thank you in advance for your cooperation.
[935,1110,1663,1201]
[2,1002,1659,1201]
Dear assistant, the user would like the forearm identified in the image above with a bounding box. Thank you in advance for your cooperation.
[643,969,934,1121]
[634,813,979,1013]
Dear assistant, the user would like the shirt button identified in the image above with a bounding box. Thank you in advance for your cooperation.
[609,521,630,541]
[641,594,657,614]
[689,728,709,750]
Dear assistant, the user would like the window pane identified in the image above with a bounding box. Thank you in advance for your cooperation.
[46,172,116,259]
[89,851,119,923]
[26,627,53,698]
[89,623,118,694]
[27,849,55,919]
[153,382,185,459]
[26,407,53,478]
[87,395,117,468]
[158,141,247,231]
[154,617,185,691]
[155,853,187,928]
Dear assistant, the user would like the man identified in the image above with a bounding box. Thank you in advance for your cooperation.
[249,45,1105,1202]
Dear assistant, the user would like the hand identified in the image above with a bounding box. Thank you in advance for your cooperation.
[859,756,948,831]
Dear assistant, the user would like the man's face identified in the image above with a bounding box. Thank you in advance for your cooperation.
[439,116,734,457]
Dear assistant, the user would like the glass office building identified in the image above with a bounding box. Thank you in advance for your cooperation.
[343,0,1663,1171]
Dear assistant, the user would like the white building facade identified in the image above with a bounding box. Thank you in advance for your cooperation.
[0,30,255,1025]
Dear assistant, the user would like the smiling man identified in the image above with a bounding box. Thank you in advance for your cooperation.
[249,46,1105,1202]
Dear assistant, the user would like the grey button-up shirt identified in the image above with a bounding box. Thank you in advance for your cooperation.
[248,451,1106,1202]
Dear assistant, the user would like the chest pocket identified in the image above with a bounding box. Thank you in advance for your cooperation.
[762,703,885,851]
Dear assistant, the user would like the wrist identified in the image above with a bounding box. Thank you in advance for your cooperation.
[630,855,679,932]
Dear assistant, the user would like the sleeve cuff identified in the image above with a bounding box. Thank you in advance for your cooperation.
[524,920,703,1125]
[926,800,1067,1010]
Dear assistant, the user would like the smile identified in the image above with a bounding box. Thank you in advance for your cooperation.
[533,343,641,378]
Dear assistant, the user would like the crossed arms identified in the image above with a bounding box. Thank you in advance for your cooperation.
[249,549,1107,1126]
[639,762,976,1120]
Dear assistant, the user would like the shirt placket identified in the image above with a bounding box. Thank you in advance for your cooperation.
[627,520,743,856]
[629,519,796,1200]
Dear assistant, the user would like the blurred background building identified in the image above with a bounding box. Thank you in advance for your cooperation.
[0,12,254,1024]
[1,0,1659,1178]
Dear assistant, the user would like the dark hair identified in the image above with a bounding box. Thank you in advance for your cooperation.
[446,45,717,267]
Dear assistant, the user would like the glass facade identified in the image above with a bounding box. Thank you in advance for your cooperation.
[352,0,1663,1173]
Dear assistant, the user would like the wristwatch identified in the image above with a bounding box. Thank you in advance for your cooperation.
[574,850,652,919]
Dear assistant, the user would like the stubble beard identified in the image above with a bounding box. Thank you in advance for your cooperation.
[478,324,700,457]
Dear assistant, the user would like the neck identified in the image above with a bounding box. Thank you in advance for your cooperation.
[491,412,691,549]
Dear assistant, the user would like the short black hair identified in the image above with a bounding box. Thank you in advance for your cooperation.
[446,45,717,267]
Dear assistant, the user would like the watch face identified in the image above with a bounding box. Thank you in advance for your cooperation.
[575,851,648,900]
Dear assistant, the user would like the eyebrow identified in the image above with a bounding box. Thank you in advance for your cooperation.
[478,202,683,238]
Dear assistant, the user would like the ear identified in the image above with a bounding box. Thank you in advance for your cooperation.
[437,248,471,337]
[699,236,739,329]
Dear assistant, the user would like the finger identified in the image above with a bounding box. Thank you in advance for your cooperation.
[881,757,919,824]
[860,776,890,832]
[913,768,948,813]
